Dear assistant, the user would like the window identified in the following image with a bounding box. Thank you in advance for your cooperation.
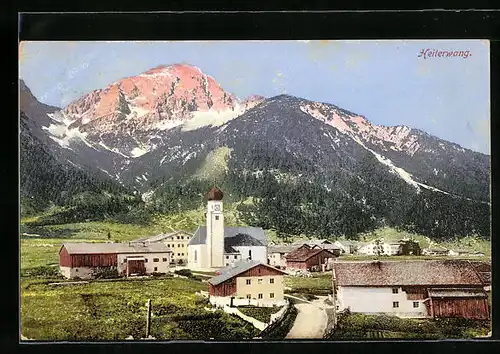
[167,244,170,248]
[162,258,168,262]
[144,259,148,263]
[75,268,79,272]
[246,279,251,285]
[215,215,220,220]
[246,294,251,299]
[270,293,275,298]
[181,253,184,256]
[393,301,399,308]
[177,236,180,240]
[258,279,263,284]
[392,288,399,294]
[154,267,158,272]
[153,258,159,262]
[270,278,275,284]
[194,250,197,262]
[226,256,229,259]
[413,302,419,308]
[178,244,181,248]
[258,294,263,299]
[234,255,238,259]
[226,263,229,266]
[181,236,184,240]
[178,253,181,256]
[249,250,252,260]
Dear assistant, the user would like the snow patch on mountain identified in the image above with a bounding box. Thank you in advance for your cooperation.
[130,147,149,158]
[181,107,244,132]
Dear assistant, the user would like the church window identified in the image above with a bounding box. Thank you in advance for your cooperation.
[215,215,220,220]
[226,256,229,259]
[194,250,197,262]
[249,250,252,260]
[246,279,251,285]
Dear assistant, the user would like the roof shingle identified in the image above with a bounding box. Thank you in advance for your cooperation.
[334,260,485,287]
[61,242,171,254]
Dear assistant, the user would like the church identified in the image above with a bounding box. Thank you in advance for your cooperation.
[187,186,268,271]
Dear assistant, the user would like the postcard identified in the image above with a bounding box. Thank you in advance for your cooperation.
[19,40,491,341]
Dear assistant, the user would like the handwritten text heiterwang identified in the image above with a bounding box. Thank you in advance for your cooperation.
[418,49,471,59]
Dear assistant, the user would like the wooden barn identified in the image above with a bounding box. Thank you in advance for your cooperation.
[285,246,337,271]
[207,260,287,307]
[334,260,490,320]
[59,242,172,279]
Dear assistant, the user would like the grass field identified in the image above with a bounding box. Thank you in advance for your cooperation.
[283,273,332,297]
[20,275,259,340]
[237,306,283,324]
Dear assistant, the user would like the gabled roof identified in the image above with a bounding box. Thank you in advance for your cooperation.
[189,226,268,246]
[286,247,335,262]
[334,260,485,287]
[268,245,298,254]
[61,242,171,255]
[207,260,286,286]
[132,230,192,243]
[311,244,342,251]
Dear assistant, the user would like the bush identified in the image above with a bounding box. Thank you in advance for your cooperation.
[174,269,192,277]
[23,265,62,278]
[92,267,119,279]
[260,302,298,339]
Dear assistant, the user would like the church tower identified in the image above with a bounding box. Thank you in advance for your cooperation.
[206,186,225,268]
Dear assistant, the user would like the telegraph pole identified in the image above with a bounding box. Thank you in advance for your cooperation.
[332,264,337,328]
[145,299,151,338]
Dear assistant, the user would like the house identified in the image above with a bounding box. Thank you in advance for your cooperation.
[332,240,359,254]
[267,245,297,269]
[285,246,337,271]
[334,260,490,320]
[187,186,268,271]
[132,230,192,265]
[357,240,402,256]
[59,242,172,279]
[207,259,287,307]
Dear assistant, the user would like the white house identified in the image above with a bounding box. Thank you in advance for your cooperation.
[357,240,402,256]
[332,240,359,254]
[333,260,490,320]
[187,186,268,271]
[267,245,298,268]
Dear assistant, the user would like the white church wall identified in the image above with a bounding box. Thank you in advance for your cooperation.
[233,245,267,264]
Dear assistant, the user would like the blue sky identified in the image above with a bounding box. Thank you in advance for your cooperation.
[19,40,490,154]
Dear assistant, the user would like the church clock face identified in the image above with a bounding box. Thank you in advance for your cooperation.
[214,204,221,211]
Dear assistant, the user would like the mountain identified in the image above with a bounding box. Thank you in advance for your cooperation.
[19,82,142,222]
[19,65,491,240]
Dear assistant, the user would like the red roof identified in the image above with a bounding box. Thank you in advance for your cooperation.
[207,186,224,201]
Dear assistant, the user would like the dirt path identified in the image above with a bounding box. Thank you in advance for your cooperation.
[285,302,328,339]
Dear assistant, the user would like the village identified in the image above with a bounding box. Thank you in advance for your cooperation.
[36,186,492,340]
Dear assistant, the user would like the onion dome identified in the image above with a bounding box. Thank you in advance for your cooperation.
[207,186,224,201]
